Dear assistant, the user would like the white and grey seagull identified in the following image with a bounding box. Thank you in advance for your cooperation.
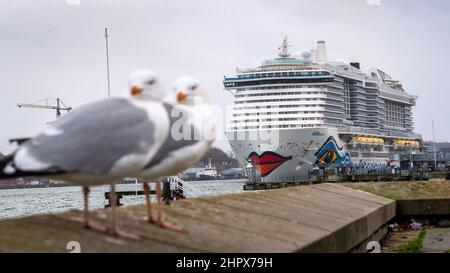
[137,76,216,232]
[0,70,170,239]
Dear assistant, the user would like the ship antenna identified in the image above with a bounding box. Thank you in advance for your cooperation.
[278,35,292,58]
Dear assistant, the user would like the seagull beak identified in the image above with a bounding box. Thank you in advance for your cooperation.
[176,90,187,102]
[130,85,143,96]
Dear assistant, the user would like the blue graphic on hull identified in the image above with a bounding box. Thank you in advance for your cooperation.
[314,136,351,165]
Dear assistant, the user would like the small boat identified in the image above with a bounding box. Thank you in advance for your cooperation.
[197,161,219,180]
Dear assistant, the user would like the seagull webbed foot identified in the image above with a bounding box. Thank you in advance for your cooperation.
[108,228,141,240]
[84,222,108,233]
[147,216,156,224]
[157,219,187,233]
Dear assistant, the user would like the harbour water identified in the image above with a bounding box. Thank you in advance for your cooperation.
[0,179,245,220]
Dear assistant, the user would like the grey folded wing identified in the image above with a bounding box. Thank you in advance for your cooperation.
[144,103,199,169]
[15,97,156,175]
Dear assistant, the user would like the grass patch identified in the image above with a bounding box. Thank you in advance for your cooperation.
[445,249,450,253]
[398,229,426,253]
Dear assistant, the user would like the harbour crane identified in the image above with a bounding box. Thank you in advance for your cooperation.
[17,98,72,119]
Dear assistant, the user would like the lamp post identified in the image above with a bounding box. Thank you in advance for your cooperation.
[246,160,256,184]
[432,121,437,171]
[409,146,413,171]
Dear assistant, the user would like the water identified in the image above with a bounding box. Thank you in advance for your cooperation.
[0,179,245,220]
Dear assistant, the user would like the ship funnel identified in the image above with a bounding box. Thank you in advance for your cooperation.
[316,41,327,63]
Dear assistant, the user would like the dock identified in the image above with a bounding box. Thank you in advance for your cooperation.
[243,181,308,191]
[0,183,397,252]
[104,177,200,207]
[309,171,450,183]
[243,172,450,191]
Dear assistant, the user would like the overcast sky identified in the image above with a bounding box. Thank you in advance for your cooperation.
[1,0,449,154]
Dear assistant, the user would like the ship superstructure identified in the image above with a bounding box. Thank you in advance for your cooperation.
[224,37,422,182]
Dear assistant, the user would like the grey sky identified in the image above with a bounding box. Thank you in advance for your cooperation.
[1,0,449,154]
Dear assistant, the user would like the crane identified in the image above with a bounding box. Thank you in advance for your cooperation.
[17,98,72,119]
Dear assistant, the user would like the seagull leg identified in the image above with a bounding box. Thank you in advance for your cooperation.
[80,186,107,232]
[109,182,118,234]
[83,185,91,228]
[155,179,186,232]
[108,182,140,240]
[143,182,155,223]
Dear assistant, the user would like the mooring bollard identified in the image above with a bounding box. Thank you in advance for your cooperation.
[163,180,172,205]
[105,193,123,208]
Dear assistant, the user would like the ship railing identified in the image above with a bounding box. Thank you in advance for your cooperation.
[167,176,202,198]
[236,65,322,74]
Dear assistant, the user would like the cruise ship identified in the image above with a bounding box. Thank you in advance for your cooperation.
[223,37,423,182]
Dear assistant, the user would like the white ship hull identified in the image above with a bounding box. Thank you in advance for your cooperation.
[226,127,350,182]
[226,127,418,182]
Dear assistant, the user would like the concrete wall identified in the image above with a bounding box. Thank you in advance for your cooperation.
[0,183,396,253]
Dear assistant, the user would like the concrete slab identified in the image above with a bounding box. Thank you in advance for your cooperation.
[0,183,395,253]
[422,228,450,253]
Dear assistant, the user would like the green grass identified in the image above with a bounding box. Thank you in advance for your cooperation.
[398,229,426,253]
[445,249,450,253]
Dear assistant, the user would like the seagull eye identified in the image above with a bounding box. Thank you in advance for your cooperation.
[147,79,156,85]
[191,84,198,91]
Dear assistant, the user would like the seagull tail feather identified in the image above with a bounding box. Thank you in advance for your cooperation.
[0,154,21,179]
[0,154,64,179]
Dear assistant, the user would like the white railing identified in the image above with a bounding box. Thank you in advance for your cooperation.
[167,176,202,198]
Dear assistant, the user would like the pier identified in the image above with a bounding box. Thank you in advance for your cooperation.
[0,183,395,252]
[309,171,450,183]
[243,171,450,191]
[0,181,448,252]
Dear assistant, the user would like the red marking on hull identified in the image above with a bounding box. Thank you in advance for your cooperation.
[248,152,292,177]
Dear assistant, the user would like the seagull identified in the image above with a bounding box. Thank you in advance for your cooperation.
[137,76,216,231]
[0,70,170,239]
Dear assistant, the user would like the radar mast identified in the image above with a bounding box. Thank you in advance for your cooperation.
[278,36,292,58]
